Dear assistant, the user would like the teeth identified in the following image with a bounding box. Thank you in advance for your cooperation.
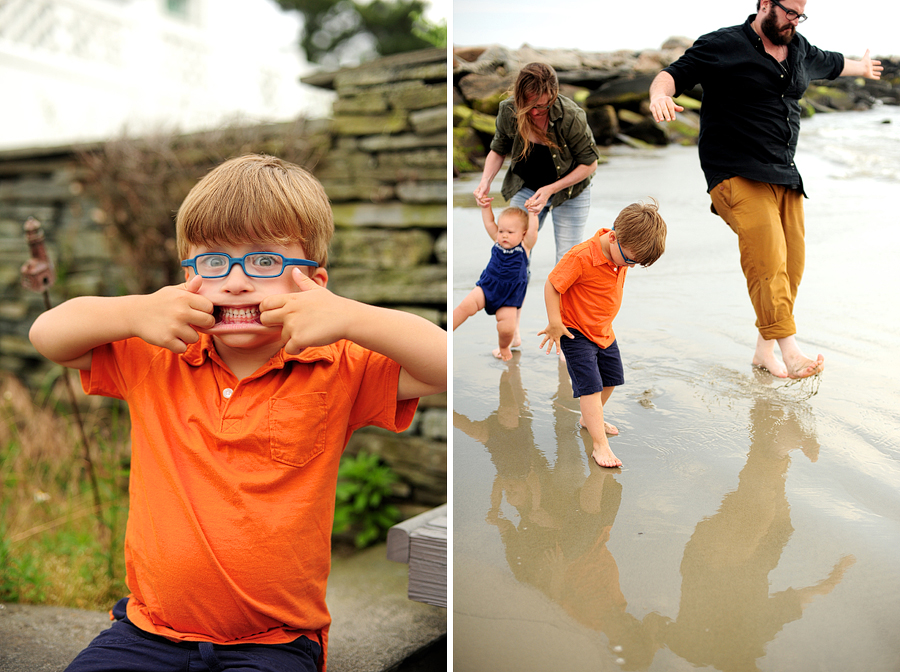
[219,306,261,322]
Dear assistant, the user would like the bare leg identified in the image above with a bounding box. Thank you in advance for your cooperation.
[452,287,485,331]
[492,306,518,361]
[578,386,618,435]
[510,308,522,349]
[579,388,622,468]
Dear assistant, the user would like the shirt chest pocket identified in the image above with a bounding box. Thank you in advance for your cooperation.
[268,393,327,467]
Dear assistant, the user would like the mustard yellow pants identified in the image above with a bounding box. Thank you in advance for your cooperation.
[709,177,805,340]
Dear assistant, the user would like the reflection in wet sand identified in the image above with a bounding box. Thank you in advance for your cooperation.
[455,364,855,671]
[455,358,658,669]
[652,395,855,671]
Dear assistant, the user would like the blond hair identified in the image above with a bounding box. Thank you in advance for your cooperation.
[499,206,529,232]
[176,154,334,266]
[512,62,559,162]
[612,199,667,267]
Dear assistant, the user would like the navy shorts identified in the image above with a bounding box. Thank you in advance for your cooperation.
[560,329,625,397]
[65,598,321,672]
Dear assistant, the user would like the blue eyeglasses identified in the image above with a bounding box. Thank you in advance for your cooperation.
[612,228,637,266]
[181,252,318,279]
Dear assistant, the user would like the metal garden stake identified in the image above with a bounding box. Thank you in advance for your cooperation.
[21,217,106,532]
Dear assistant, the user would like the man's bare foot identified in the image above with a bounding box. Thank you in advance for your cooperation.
[578,417,618,436]
[784,353,824,379]
[591,443,622,468]
[752,350,788,378]
[492,346,513,361]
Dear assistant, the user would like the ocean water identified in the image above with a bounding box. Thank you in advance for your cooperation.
[452,106,900,672]
[800,103,900,181]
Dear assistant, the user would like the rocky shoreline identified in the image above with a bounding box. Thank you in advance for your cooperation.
[453,42,900,175]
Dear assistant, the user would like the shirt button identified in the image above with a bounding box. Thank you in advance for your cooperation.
[223,388,234,399]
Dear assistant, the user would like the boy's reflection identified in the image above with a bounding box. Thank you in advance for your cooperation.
[454,358,658,669]
[650,396,855,671]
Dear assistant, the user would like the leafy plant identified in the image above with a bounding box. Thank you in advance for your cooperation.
[333,451,401,548]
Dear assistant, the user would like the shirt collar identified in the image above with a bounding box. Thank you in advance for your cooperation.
[589,228,615,268]
[183,333,337,371]
[549,96,564,124]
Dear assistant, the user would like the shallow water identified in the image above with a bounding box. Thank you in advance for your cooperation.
[452,118,900,671]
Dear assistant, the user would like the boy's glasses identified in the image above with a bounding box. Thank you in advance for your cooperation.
[612,229,637,266]
[181,252,318,279]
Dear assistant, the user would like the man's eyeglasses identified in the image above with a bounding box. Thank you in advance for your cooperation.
[181,252,318,279]
[612,228,637,266]
[770,0,807,23]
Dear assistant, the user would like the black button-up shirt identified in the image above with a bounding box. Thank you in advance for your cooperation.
[664,16,844,194]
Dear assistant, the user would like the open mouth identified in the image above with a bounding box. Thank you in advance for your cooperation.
[215,305,262,326]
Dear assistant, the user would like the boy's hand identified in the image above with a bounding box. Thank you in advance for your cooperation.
[134,274,215,353]
[259,268,351,354]
[538,323,574,355]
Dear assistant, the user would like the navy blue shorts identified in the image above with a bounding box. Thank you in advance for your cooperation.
[65,598,321,672]
[560,329,625,397]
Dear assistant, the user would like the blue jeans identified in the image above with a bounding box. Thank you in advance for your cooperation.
[65,599,321,672]
[510,186,591,264]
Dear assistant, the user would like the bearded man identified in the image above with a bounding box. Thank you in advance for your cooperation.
[649,0,882,379]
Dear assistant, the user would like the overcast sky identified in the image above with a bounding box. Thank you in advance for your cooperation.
[452,0,899,58]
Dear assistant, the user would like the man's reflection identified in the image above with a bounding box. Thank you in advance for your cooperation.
[649,395,855,671]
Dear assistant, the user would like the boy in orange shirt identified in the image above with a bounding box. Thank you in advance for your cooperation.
[539,201,666,469]
[29,155,447,672]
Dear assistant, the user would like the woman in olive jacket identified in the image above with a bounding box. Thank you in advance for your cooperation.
[474,62,601,264]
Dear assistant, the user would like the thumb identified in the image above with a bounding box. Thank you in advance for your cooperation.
[291,266,320,291]
[183,273,203,293]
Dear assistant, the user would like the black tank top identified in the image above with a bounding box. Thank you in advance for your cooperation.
[512,144,558,191]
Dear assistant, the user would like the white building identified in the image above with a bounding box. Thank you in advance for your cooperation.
[0,0,334,150]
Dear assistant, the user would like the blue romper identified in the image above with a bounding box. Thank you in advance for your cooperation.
[476,243,529,315]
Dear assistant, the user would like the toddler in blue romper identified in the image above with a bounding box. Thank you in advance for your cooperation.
[453,201,538,361]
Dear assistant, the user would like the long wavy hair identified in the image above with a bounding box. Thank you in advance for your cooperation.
[512,62,560,161]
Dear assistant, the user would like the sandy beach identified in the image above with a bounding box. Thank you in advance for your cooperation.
[451,117,900,671]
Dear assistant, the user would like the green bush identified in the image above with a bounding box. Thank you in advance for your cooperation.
[333,451,402,549]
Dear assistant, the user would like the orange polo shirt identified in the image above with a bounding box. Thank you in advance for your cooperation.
[81,334,417,667]
[548,228,627,348]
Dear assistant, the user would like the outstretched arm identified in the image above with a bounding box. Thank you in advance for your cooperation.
[537,279,574,354]
[480,198,499,240]
[840,49,882,79]
[474,150,506,206]
[649,71,684,123]
[260,269,447,400]
[29,275,215,370]
[523,211,539,254]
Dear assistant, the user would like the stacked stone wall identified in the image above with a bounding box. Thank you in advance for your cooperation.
[0,47,448,507]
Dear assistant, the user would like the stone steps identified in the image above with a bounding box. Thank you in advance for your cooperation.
[0,543,446,672]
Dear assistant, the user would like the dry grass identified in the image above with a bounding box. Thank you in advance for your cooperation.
[0,371,130,609]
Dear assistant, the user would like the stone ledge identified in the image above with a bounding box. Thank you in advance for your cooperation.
[0,544,446,672]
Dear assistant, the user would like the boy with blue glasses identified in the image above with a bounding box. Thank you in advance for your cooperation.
[29,154,447,672]
[539,201,666,468]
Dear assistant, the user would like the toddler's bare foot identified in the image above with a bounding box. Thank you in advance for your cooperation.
[578,417,618,436]
[492,346,513,362]
[784,353,824,379]
[511,330,521,349]
[591,443,622,469]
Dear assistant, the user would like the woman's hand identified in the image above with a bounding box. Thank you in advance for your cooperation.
[525,186,554,213]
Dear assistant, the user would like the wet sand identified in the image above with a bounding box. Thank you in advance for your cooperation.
[452,143,900,671]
